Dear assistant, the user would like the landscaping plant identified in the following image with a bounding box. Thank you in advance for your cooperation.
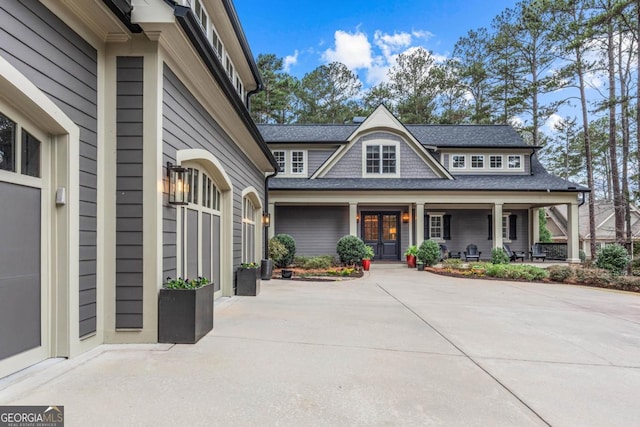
[271,234,296,268]
[417,239,440,267]
[491,247,509,264]
[336,235,367,265]
[595,243,630,275]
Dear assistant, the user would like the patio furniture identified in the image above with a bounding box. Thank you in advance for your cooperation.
[464,244,481,262]
[530,243,547,262]
[439,244,449,261]
[449,250,461,259]
[503,244,525,262]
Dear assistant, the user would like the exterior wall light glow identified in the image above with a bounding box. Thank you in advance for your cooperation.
[402,212,410,223]
[167,162,189,205]
[262,212,271,227]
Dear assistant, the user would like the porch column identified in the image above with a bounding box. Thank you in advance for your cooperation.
[407,204,413,246]
[416,203,425,246]
[349,203,358,236]
[493,203,503,249]
[566,202,580,263]
[268,203,275,239]
[531,207,540,244]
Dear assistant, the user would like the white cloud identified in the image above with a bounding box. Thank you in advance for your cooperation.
[283,50,299,73]
[322,30,372,70]
[543,113,564,134]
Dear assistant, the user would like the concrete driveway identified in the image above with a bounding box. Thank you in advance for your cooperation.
[1,264,639,426]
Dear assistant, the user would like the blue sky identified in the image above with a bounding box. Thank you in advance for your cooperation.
[234,0,518,86]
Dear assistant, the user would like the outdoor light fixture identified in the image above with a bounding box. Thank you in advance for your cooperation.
[167,162,189,205]
[402,212,410,223]
[262,212,271,227]
[356,214,360,223]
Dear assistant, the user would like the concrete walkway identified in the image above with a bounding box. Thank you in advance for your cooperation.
[1,264,639,426]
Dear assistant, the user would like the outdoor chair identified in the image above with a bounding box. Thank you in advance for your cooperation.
[530,243,547,262]
[464,244,481,262]
[503,244,526,262]
[439,244,449,261]
[449,250,461,259]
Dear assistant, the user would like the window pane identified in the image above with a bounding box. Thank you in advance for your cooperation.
[291,151,304,174]
[21,130,40,177]
[366,145,379,173]
[502,216,508,239]
[273,151,285,172]
[382,215,396,240]
[363,215,378,240]
[471,155,484,168]
[508,156,521,168]
[186,168,193,203]
[0,113,16,172]
[382,146,396,173]
[490,155,502,168]
[452,155,465,168]
[193,169,199,204]
[430,216,442,239]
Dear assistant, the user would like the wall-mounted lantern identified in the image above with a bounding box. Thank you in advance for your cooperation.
[167,162,189,205]
[356,214,360,223]
[402,211,410,223]
[262,212,271,227]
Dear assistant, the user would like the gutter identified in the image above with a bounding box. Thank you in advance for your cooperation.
[263,170,278,259]
[102,0,143,33]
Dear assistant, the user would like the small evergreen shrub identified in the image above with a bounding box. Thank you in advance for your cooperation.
[575,268,612,286]
[272,234,296,268]
[336,235,367,265]
[417,240,441,266]
[579,250,587,263]
[547,266,575,282]
[443,258,463,268]
[595,244,630,275]
[296,255,334,269]
[269,238,288,266]
[491,247,509,265]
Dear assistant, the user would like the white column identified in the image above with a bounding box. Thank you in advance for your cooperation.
[407,204,413,246]
[268,203,275,239]
[566,202,580,263]
[349,203,358,236]
[416,203,425,246]
[493,203,503,249]
[532,207,540,245]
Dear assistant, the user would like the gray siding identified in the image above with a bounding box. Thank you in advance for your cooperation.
[161,64,265,287]
[115,57,143,329]
[324,132,438,178]
[429,209,529,259]
[0,1,99,337]
[307,149,335,176]
[275,206,349,256]
[0,183,41,360]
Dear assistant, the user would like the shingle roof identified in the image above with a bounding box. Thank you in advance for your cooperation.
[269,159,588,192]
[258,123,531,148]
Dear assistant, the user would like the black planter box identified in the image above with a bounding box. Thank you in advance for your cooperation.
[236,267,260,296]
[158,284,214,344]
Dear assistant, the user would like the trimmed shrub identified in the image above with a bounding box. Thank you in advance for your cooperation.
[484,264,548,281]
[491,247,510,265]
[595,244,630,275]
[443,258,463,268]
[269,238,288,266]
[579,250,587,263]
[272,234,296,268]
[575,268,612,286]
[547,265,575,282]
[417,240,441,266]
[294,255,335,269]
[336,235,367,266]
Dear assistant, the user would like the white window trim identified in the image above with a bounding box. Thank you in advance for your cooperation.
[471,154,485,169]
[489,155,503,169]
[273,150,286,174]
[362,140,400,178]
[451,154,466,170]
[502,211,511,242]
[507,155,523,170]
[427,211,446,243]
[0,109,44,188]
[272,149,307,177]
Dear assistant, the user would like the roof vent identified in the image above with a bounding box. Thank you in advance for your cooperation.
[352,117,366,124]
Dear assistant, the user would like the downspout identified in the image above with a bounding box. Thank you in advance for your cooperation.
[530,148,535,175]
[578,191,586,207]
[263,170,278,259]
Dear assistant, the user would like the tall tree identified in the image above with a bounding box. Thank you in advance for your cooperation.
[296,62,362,124]
[453,28,494,123]
[250,54,298,124]
[386,47,439,123]
[433,59,472,124]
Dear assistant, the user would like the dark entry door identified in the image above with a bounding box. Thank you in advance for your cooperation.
[362,212,400,260]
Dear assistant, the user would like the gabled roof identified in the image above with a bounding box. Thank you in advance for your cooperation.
[549,201,640,239]
[257,124,358,143]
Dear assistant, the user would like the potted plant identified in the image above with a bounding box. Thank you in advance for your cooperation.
[404,245,418,268]
[236,262,261,296]
[158,276,213,344]
[362,245,375,271]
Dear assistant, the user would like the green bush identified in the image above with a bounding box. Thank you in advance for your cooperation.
[484,264,548,281]
[269,238,288,265]
[547,266,575,282]
[272,234,296,268]
[443,258,463,268]
[579,250,587,263]
[294,255,335,269]
[417,240,440,266]
[336,235,367,265]
[595,244,630,275]
[491,247,510,265]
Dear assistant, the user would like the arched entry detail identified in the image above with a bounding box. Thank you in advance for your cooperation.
[175,149,233,297]
[241,186,263,264]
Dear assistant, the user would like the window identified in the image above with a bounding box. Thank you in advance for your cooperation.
[366,145,396,174]
[210,29,223,59]
[242,196,257,263]
[225,56,234,78]
[273,151,285,173]
[508,155,522,169]
[291,151,304,174]
[0,112,41,177]
[430,215,443,239]
[192,0,208,31]
[235,76,244,97]
[502,216,509,240]
[452,155,465,169]
[471,155,484,168]
[490,155,502,169]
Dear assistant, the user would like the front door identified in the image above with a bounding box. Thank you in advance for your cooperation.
[362,212,400,260]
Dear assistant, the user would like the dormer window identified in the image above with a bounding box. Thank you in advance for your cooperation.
[365,143,397,175]
[490,155,502,168]
[271,149,306,176]
[452,155,465,169]
[471,155,484,168]
[508,155,522,169]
